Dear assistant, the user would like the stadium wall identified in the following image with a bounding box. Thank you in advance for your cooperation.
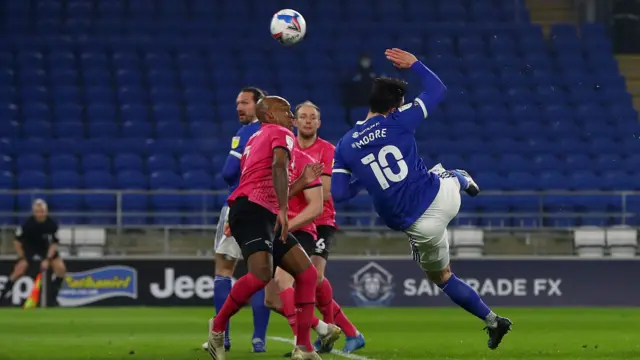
[1,257,637,307]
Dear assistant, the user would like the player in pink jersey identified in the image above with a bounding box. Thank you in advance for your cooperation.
[207,96,322,360]
[264,148,343,354]
[295,101,365,354]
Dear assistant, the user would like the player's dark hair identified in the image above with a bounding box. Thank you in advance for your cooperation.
[368,77,408,114]
[240,87,268,103]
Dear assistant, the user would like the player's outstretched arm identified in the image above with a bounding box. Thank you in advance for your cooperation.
[331,173,363,203]
[385,48,447,130]
[331,142,361,202]
[289,186,323,231]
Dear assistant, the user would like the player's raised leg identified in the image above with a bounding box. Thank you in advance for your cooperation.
[330,48,511,350]
[406,173,512,350]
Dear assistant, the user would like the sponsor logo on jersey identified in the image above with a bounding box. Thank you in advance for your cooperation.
[398,102,412,112]
[231,136,241,149]
[58,266,138,307]
[350,262,395,307]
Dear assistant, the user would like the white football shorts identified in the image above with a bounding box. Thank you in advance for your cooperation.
[214,205,242,259]
[404,174,461,272]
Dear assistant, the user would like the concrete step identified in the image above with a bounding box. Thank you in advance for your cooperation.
[633,98,640,113]
[526,0,576,37]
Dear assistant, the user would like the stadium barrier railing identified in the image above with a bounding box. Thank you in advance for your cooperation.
[0,189,636,230]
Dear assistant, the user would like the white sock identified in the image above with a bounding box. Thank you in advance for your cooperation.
[314,320,329,336]
[485,312,498,328]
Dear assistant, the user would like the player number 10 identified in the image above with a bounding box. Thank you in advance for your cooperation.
[360,145,408,190]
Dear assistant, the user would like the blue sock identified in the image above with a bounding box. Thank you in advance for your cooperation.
[437,274,492,320]
[251,288,270,342]
[452,171,469,190]
[214,275,232,340]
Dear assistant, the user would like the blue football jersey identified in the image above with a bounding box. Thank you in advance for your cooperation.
[333,99,440,231]
[227,120,261,193]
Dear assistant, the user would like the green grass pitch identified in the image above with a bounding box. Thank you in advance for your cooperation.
[1,307,639,360]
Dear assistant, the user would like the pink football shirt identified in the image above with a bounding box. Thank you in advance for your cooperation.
[228,123,295,214]
[296,137,337,228]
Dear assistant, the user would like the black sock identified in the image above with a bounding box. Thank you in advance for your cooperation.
[48,277,64,307]
[1,279,15,298]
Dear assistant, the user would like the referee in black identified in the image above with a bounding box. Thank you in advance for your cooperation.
[0,199,67,306]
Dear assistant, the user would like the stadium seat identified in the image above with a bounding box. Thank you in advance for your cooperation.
[605,226,638,258]
[451,227,484,257]
[573,226,606,257]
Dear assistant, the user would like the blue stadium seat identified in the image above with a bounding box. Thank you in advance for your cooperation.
[149,170,183,225]
[88,122,119,138]
[82,154,111,172]
[180,153,209,172]
[17,170,47,189]
[156,122,185,138]
[114,153,144,172]
[17,154,45,172]
[54,122,84,139]
[49,154,79,172]
[147,154,177,172]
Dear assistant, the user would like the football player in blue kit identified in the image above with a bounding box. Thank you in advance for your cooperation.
[330,48,512,350]
[203,87,271,353]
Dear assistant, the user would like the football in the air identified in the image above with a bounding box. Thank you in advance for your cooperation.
[270,9,306,46]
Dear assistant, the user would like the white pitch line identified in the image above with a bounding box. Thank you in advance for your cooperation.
[268,336,376,360]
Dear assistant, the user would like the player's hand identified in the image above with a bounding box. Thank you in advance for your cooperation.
[385,48,418,69]
[275,208,289,243]
[40,259,49,271]
[223,222,232,237]
[302,163,324,185]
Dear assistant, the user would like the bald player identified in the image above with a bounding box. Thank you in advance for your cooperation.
[207,96,323,360]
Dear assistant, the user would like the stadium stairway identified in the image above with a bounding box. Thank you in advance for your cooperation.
[526,0,576,35]
[617,54,640,115]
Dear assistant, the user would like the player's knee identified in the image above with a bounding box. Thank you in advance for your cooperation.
[263,291,279,310]
[264,298,278,310]
[274,271,294,290]
[13,260,28,277]
[52,259,66,277]
[249,265,273,283]
[311,256,326,286]
[426,265,452,285]
[296,263,318,284]
[214,254,236,277]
